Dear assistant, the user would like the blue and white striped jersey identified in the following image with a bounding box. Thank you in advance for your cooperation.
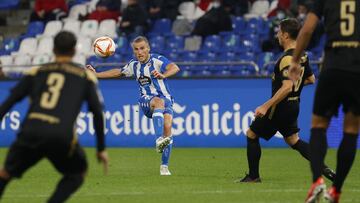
[121,53,173,100]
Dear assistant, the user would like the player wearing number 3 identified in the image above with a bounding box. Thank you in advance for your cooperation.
[0,31,108,202]
[237,18,336,183]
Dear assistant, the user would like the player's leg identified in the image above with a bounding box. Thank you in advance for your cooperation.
[284,133,335,181]
[160,113,173,175]
[47,142,88,203]
[150,96,165,138]
[324,112,360,202]
[238,116,276,182]
[309,115,330,182]
[241,128,262,182]
[0,138,43,199]
[306,70,339,203]
[0,169,11,198]
[48,173,86,203]
[139,96,170,152]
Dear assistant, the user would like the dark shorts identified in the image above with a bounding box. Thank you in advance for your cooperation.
[313,69,360,118]
[4,134,88,178]
[250,102,300,140]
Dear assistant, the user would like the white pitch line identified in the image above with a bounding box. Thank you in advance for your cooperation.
[3,188,360,199]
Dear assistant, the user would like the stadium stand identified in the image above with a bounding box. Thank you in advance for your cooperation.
[43,20,63,37]
[0,0,325,78]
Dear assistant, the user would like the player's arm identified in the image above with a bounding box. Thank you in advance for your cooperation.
[86,65,123,78]
[85,70,109,174]
[163,63,180,78]
[290,13,320,80]
[255,80,293,117]
[303,55,315,86]
[0,72,33,119]
[152,63,180,79]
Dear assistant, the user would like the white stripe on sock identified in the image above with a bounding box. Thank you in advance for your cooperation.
[152,112,164,118]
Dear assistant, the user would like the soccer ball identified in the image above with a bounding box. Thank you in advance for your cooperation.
[93,36,115,58]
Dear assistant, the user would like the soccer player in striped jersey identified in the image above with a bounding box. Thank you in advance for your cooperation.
[87,36,180,175]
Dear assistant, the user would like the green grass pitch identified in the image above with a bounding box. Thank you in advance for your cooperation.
[0,148,359,203]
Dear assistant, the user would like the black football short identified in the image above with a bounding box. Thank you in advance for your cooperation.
[4,134,88,178]
[313,69,360,118]
[250,102,300,140]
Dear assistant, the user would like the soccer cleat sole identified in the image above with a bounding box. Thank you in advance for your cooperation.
[156,137,171,153]
[306,184,326,203]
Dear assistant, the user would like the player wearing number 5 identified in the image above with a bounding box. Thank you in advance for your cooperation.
[0,31,108,202]
[289,0,360,202]
[238,19,336,183]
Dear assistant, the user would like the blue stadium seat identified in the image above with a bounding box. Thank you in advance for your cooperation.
[0,0,20,9]
[218,51,237,61]
[120,53,133,62]
[25,21,45,37]
[219,31,233,37]
[95,54,122,71]
[243,33,259,42]
[222,34,241,52]
[245,18,262,34]
[149,36,165,54]
[199,51,217,62]
[166,35,184,51]
[0,37,20,55]
[258,19,270,37]
[239,40,256,53]
[114,36,130,54]
[191,65,212,77]
[309,35,326,56]
[229,65,257,76]
[232,16,246,34]
[178,65,193,77]
[239,52,255,61]
[168,51,181,62]
[0,50,7,56]
[208,65,231,76]
[243,34,261,53]
[182,51,199,62]
[260,51,281,75]
[86,55,100,67]
[306,51,321,76]
[202,35,221,52]
[149,18,172,34]
[257,52,274,75]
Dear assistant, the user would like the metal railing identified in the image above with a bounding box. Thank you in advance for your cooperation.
[0,59,323,80]
[92,61,260,72]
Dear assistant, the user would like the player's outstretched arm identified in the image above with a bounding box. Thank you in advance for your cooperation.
[254,80,293,117]
[86,65,123,79]
[152,63,180,79]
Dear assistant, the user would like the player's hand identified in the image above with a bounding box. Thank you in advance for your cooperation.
[151,70,165,79]
[97,150,109,175]
[86,65,96,73]
[254,105,268,118]
[289,61,301,82]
